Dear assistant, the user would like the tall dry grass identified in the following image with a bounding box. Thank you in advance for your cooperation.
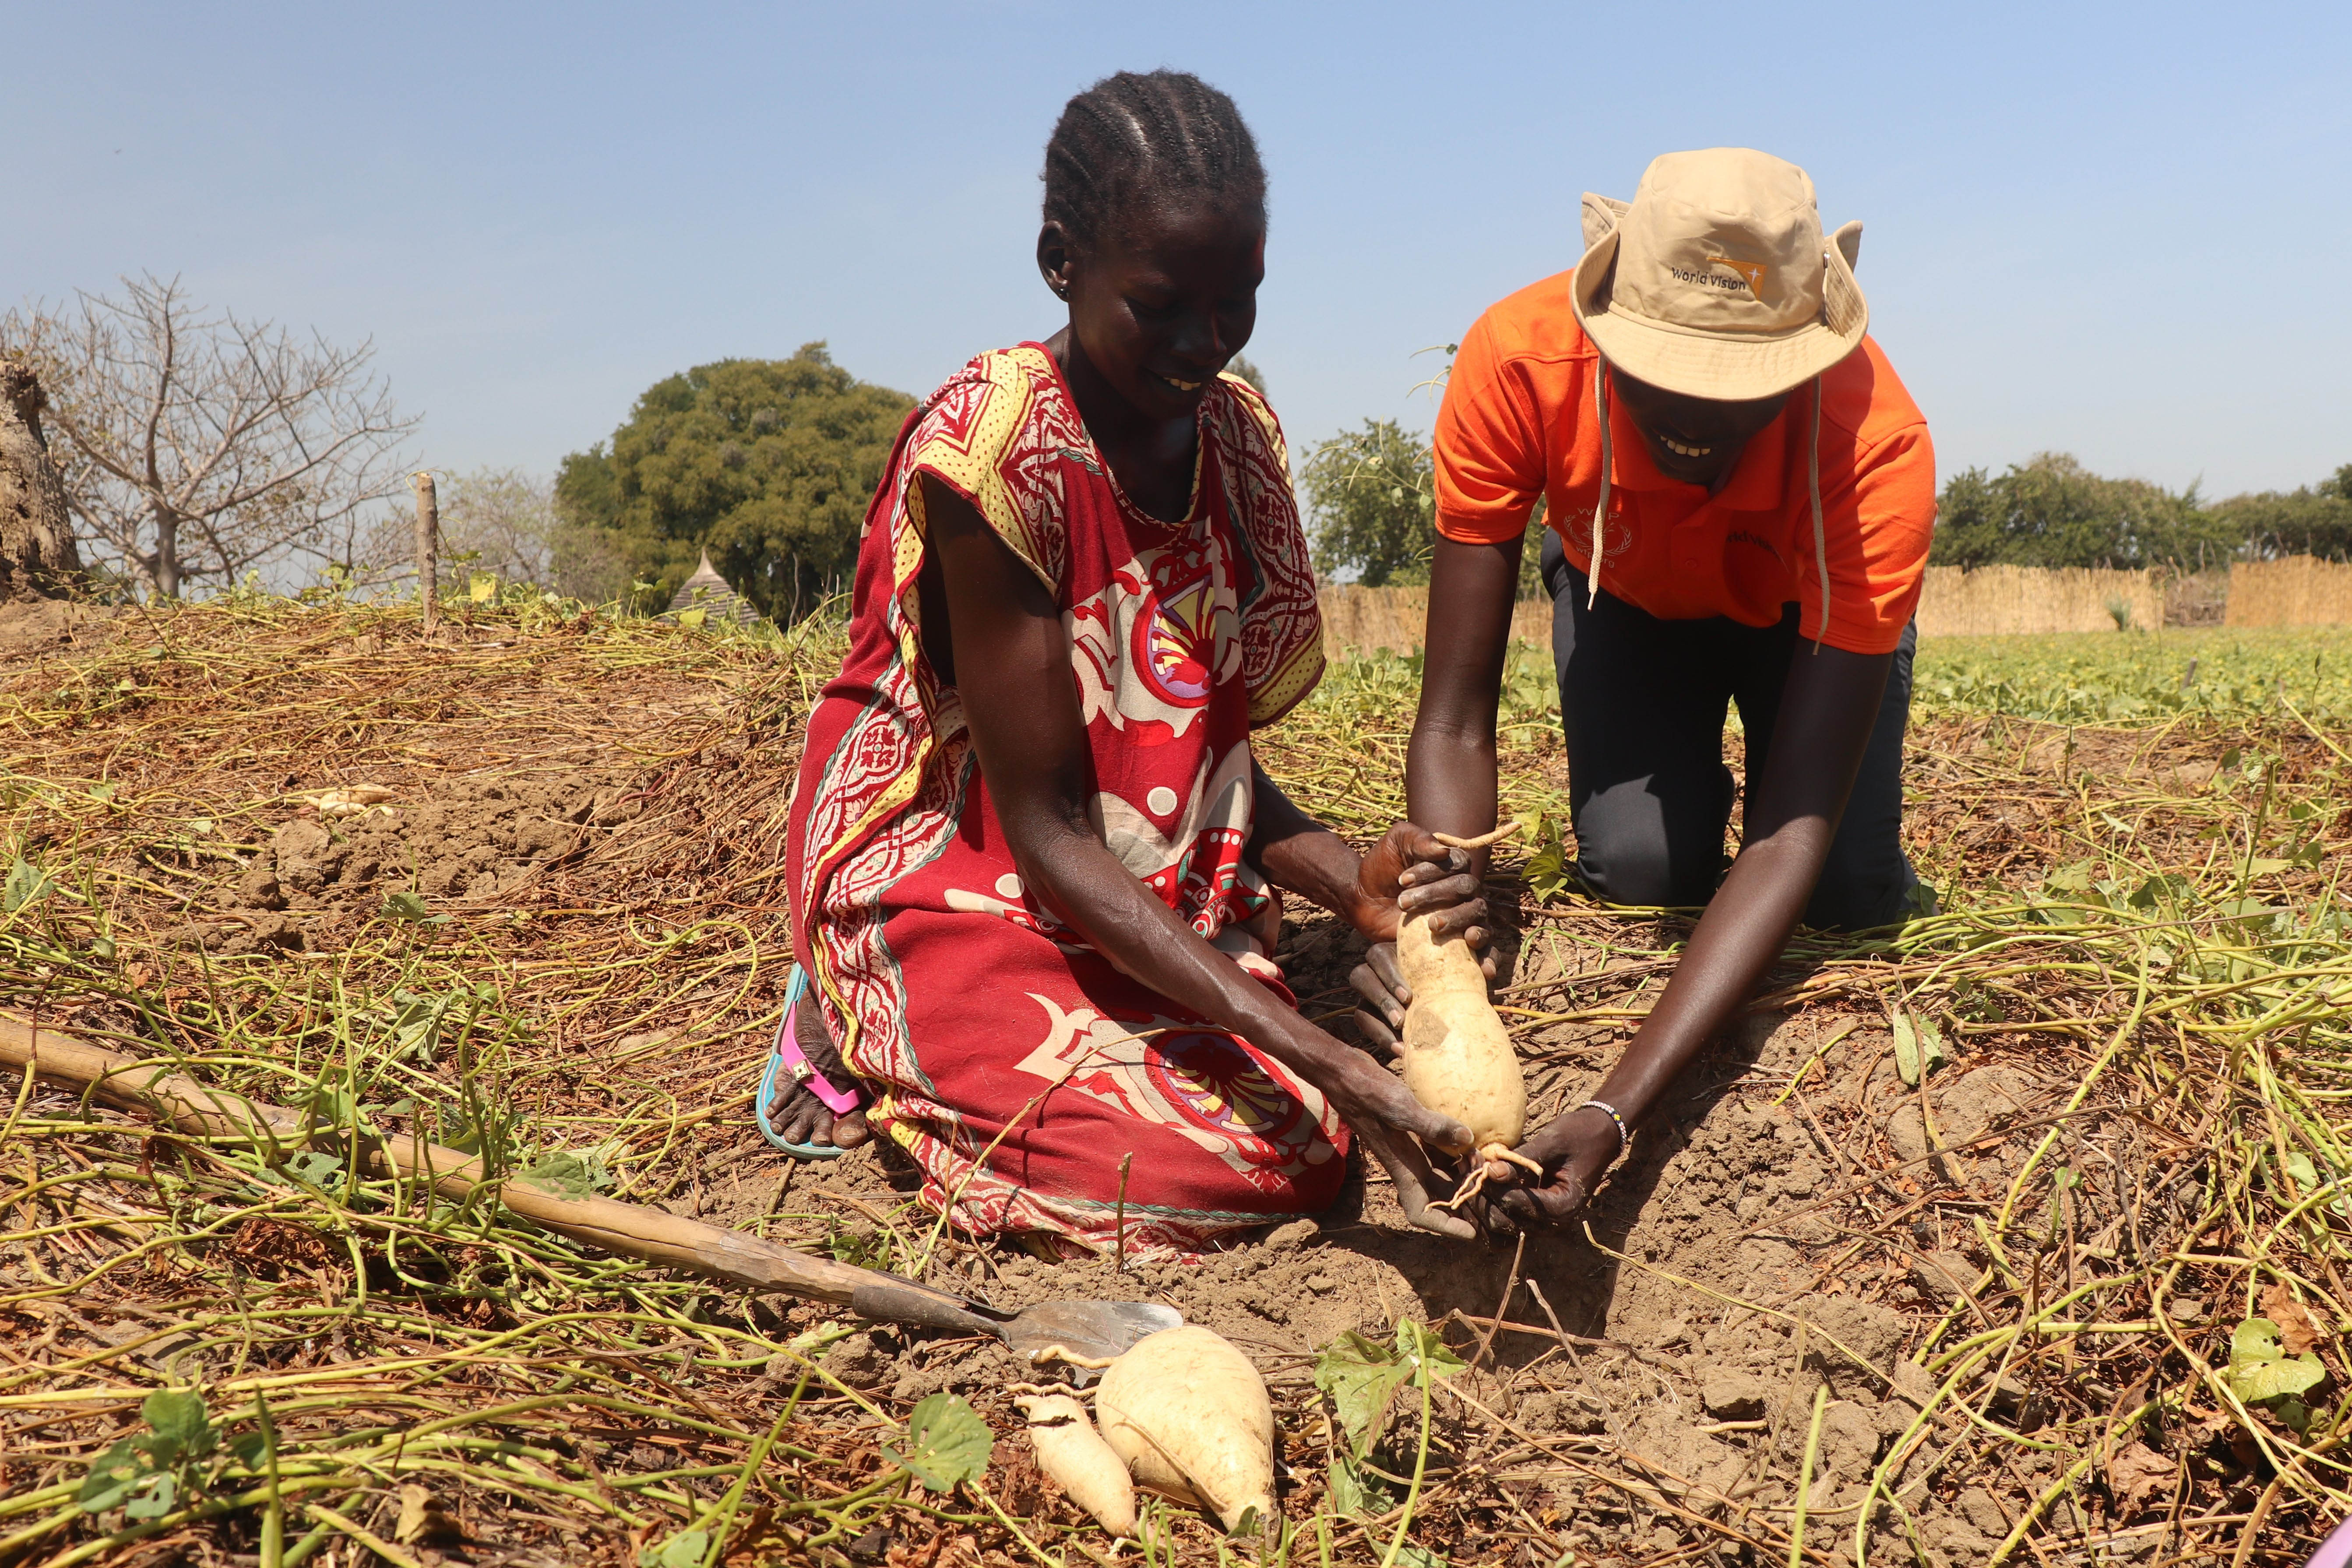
[1915,564,2162,635]
[1321,561,2352,656]
[2226,555,2352,627]
[1320,583,1549,657]
[1327,567,2171,655]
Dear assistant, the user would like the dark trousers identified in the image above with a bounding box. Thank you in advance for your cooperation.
[1539,530,1923,930]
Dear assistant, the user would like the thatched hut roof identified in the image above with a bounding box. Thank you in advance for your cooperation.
[663,551,762,628]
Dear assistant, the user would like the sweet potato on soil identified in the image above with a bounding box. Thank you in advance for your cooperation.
[1094,1325,1274,1535]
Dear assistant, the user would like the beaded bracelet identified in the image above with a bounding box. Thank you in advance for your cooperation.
[1579,1099,1631,1160]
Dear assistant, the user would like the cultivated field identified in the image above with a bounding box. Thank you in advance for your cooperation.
[2,603,2349,1568]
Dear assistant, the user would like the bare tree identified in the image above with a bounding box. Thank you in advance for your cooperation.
[349,467,635,605]
[0,275,417,598]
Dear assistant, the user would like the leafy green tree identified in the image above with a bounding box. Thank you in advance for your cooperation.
[2207,463,2352,561]
[1301,418,1544,595]
[1930,452,2226,570]
[553,344,913,617]
[1302,419,1438,588]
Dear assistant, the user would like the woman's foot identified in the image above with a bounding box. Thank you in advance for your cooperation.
[766,990,871,1152]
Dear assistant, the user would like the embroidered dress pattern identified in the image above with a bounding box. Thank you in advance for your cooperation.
[784,344,1331,1250]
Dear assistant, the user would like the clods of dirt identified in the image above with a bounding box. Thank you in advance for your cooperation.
[233,773,638,917]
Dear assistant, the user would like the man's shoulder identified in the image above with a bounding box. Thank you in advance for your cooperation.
[1821,336,1929,451]
[1465,269,1597,372]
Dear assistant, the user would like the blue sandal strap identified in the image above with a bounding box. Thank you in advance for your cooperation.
[756,965,849,1160]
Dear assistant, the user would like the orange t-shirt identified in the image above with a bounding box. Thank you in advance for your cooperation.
[1433,268,1937,656]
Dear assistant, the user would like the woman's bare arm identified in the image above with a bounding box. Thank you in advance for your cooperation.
[922,473,1480,1236]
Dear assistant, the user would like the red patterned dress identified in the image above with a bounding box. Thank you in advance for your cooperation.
[785,344,1338,1252]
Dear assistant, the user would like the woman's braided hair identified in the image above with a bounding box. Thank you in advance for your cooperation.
[1042,70,1266,248]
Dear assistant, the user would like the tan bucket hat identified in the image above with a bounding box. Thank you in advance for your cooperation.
[1571,148,1866,402]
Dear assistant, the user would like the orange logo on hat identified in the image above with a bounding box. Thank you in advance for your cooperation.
[1714,257,1769,295]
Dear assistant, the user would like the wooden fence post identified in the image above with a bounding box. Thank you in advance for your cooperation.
[411,471,439,634]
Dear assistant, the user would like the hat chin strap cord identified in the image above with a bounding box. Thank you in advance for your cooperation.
[1588,364,1833,652]
[1587,359,1612,610]
[1809,374,1828,652]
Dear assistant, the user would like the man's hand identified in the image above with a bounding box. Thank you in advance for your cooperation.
[1481,1104,1621,1230]
[1352,821,1490,943]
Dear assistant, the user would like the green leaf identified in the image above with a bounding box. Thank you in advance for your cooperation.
[1523,814,1570,902]
[827,1223,891,1270]
[519,1148,613,1198]
[1394,1546,1446,1568]
[638,1529,710,1568]
[1891,1011,1947,1088]
[2228,1317,2328,1403]
[78,1440,156,1512]
[1314,1331,1414,1458]
[124,1476,179,1523]
[2128,872,2193,911]
[1394,1318,1465,1384]
[2236,1353,2326,1402]
[886,1393,992,1491]
[3,855,49,913]
[140,1389,215,1464]
[303,1071,360,1130]
[285,1150,345,1188]
[380,987,459,1062]
[1327,1453,1396,1521]
[469,573,498,603]
[676,607,708,631]
[380,890,447,925]
[2045,860,2096,894]
[123,1472,177,1520]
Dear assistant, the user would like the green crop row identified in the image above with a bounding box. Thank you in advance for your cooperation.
[1912,627,2352,726]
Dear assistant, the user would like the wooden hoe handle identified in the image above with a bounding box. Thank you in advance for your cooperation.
[0,1012,888,1307]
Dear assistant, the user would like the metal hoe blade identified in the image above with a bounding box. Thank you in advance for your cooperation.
[845,1276,1180,1381]
[996,1299,1182,1365]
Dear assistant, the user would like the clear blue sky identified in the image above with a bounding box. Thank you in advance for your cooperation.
[10,1,2348,499]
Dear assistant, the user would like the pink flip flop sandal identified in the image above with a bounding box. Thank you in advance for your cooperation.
[756,967,863,1159]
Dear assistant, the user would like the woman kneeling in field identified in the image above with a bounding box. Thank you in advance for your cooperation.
[758,70,1485,1252]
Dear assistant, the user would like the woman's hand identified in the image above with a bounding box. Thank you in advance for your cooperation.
[1276,1017,1482,1240]
[1347,821,1494,1053]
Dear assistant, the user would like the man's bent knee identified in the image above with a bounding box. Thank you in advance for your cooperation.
[1803,860,1926,932]
[1574,787,1722,909]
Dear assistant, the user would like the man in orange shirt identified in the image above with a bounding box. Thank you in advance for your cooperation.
[1359,148,1937,1228]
